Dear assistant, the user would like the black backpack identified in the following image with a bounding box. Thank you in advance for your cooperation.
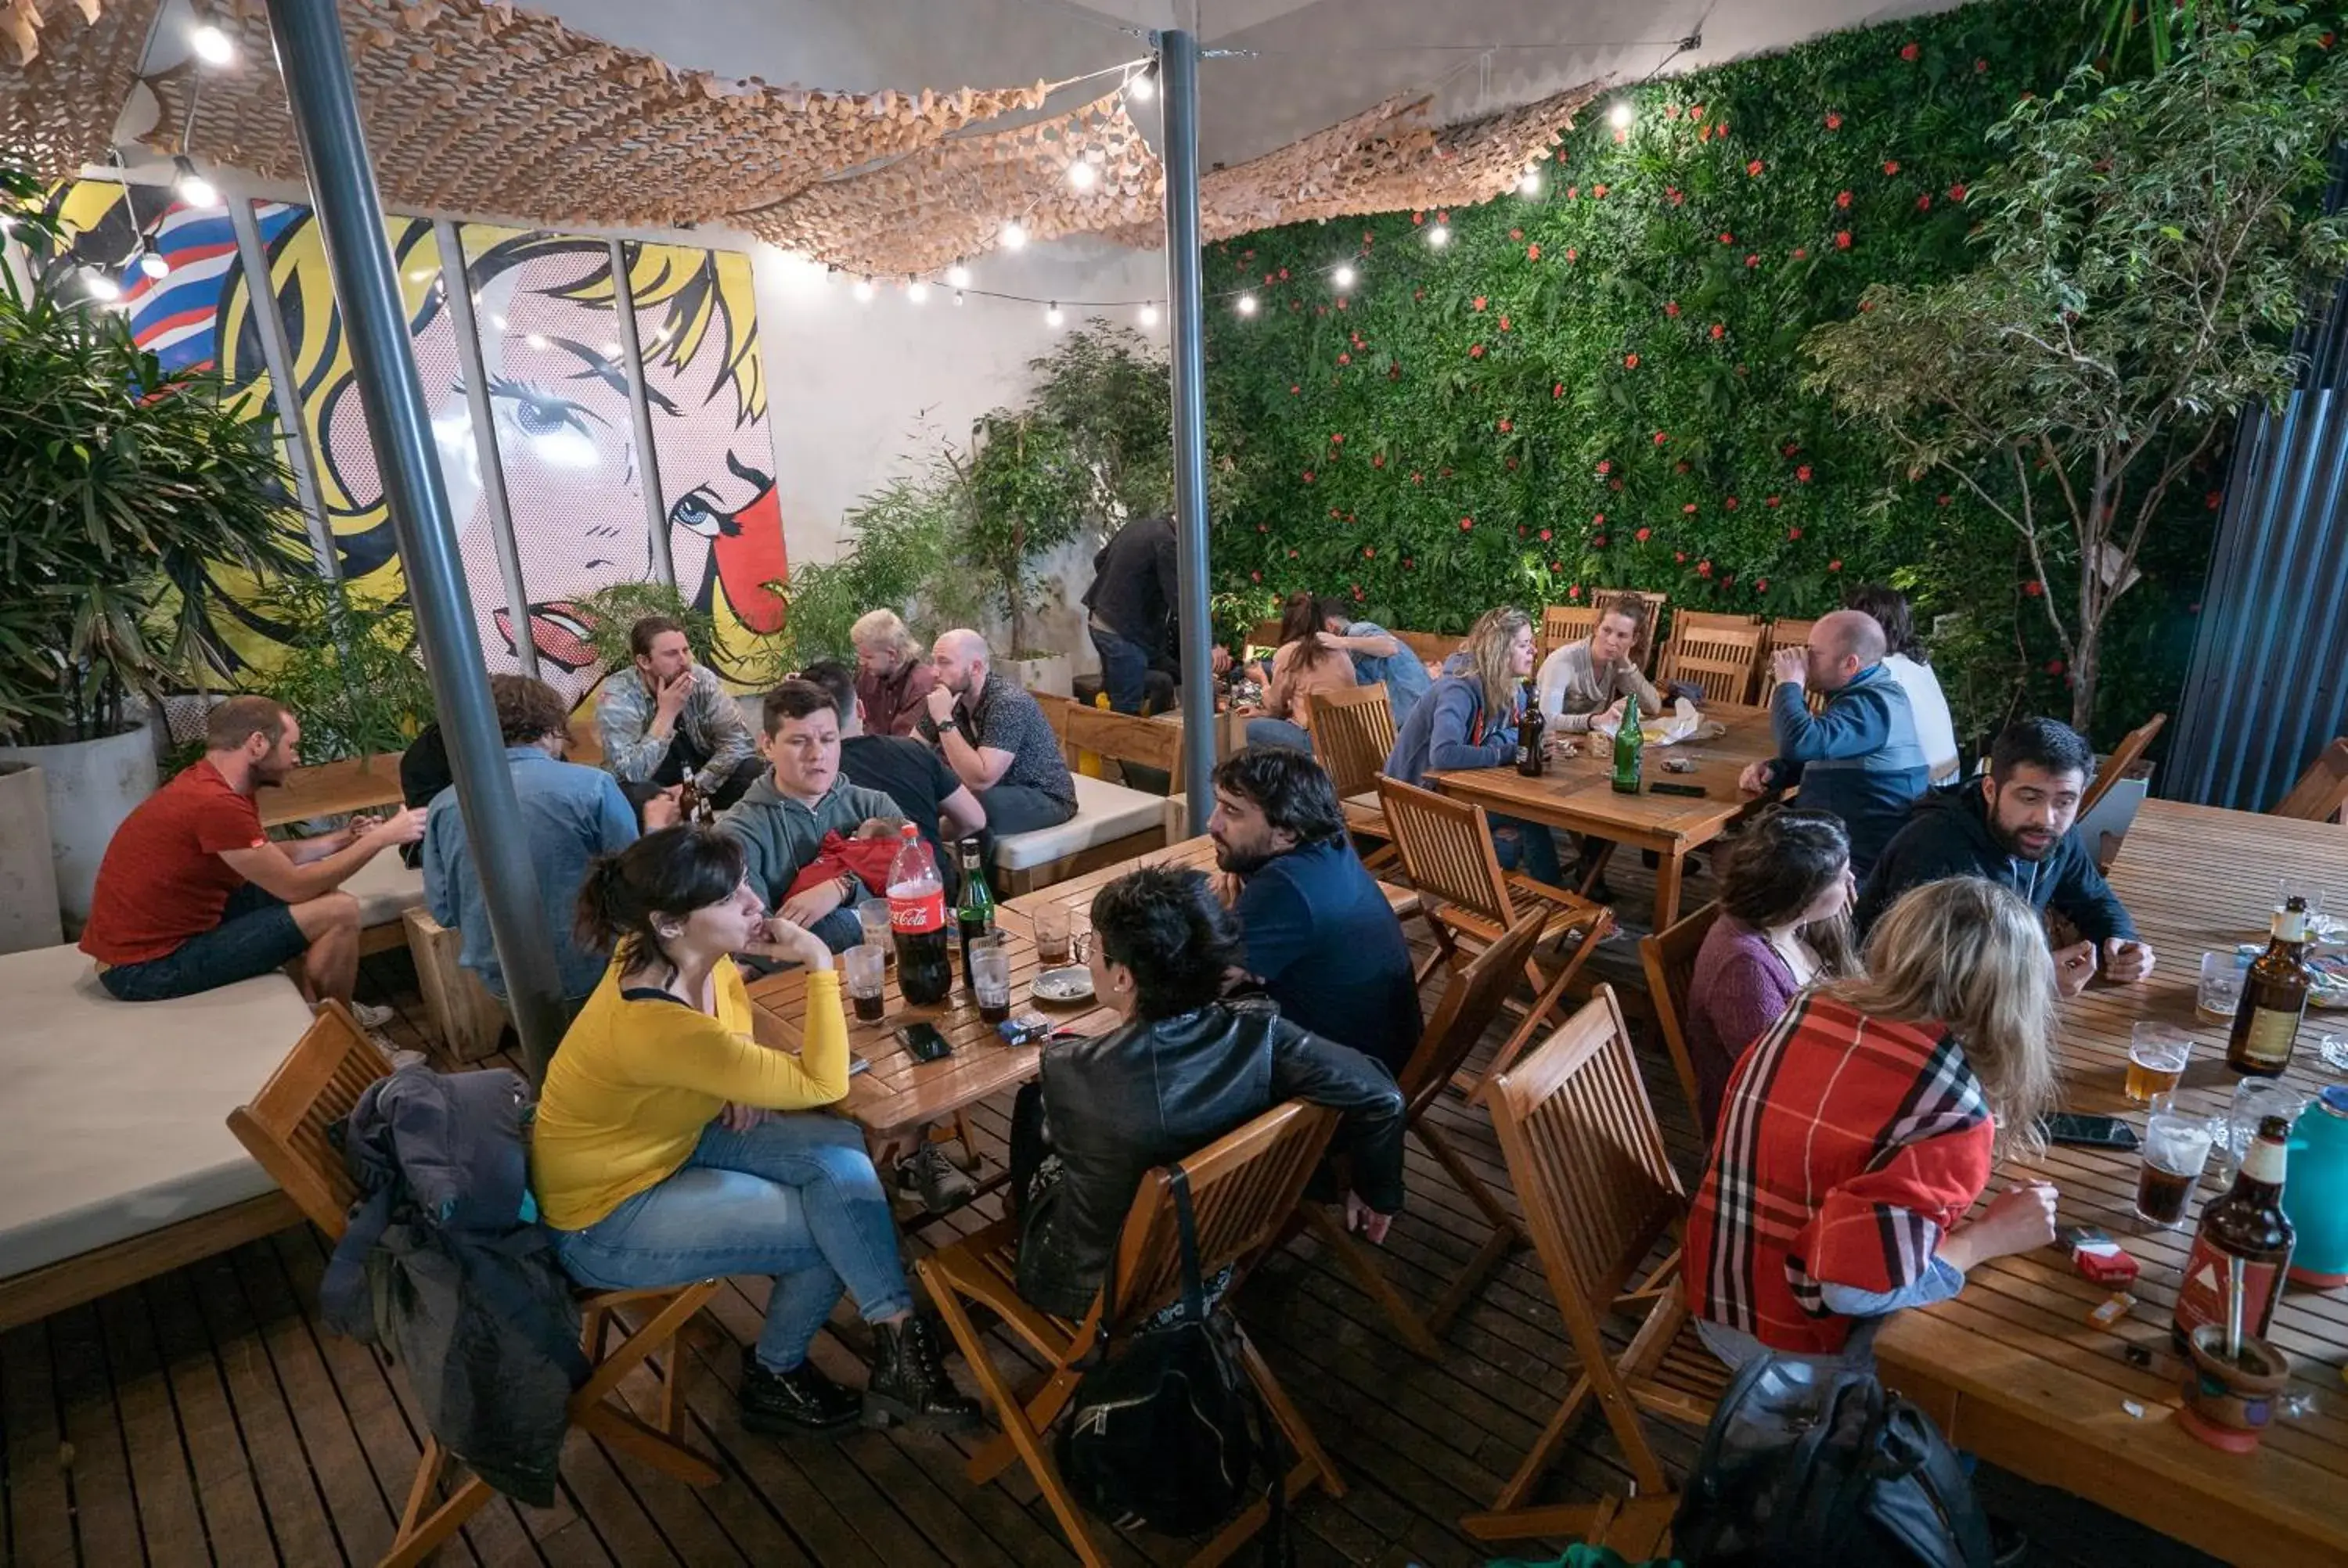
[1672,1329,1993,1568]
[1054,1167,1291,1561]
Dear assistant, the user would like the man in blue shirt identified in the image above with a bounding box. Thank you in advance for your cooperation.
[423,674,643,1018]
[1208,745,1420,1074]
[1320,606,1431,729]
[1737,609,1930,879]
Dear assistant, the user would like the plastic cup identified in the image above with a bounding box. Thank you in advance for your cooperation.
[972,940,1011,1022]
[2136,1109,2216,1228]
[2125,1023,2191,1104]
[1033,901,1073,966]
[857,897,892,954]
[844,944,887,1024]
[2198,949,2245,1022]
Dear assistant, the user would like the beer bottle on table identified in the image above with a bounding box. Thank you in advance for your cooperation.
[1514,680,1546,777]
[676,779,712,825]
[885,825,953,1008]
[2172,1114,2296,1350]
[956,837,997,994]
[2227,894,2312,1077]
[1611,691,1644,795]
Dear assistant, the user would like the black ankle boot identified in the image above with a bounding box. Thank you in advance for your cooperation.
[739,1349,862,1437]
[865,1315,979,1430]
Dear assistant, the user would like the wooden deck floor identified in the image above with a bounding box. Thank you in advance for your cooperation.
[2,861,2225,1566]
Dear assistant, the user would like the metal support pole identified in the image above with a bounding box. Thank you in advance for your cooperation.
[264,0,568,1080]
[608,239,676,588]
[225,185,337,581]
[1160,29,1216,822]
[435,218,538,678]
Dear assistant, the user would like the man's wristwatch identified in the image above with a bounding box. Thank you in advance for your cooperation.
[916,714,943,743]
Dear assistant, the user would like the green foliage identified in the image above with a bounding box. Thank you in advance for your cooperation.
[576,578,716,672]
[247,575,438,763]
[1199,0,2244,746]
[784,467,989,664]
[1025,323,1178,520]
[1806,3,2348,728]
[0,236,302,743]
[954,411,1092,655]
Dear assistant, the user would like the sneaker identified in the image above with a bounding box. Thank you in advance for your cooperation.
[350,1002,395,1030]
[739,1348,863,1438]
[896,1142,975,1214]
[865,1315,978,1431]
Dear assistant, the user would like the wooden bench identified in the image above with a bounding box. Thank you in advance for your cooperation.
[992,696,1174,894]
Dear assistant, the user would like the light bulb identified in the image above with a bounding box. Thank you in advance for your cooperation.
[1236,293,1258,317]
[1138,303,1159,327]
[190,22,235,66]
[139,249,171,280]
[1427,223,1450,247]
[945,262,971,289]
[85,271,122,301]
[852,277,875,303]
[1608,102,1633,129]
[1332,264,1356,290]
[1127,63,1157,102]
[1068,160,1097,191]
[1045,302,1064,327]
[175,169,219,208]
[1519,169,1543,194]
[999,220,1028,250]
[907,279,929,304]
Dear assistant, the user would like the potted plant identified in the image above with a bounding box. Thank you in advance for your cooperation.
[0,187,297,929]
[247,574,438,766]
[955,410,1090,693]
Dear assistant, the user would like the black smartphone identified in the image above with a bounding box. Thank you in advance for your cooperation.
[2040,1111,2140,1152]
[895,1022,954,1063]
[1650,781,1708,798]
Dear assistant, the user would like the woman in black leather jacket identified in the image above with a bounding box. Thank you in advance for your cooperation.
[1012,865,1407,1318]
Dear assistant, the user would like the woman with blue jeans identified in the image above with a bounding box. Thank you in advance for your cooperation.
[531,825,975,1437]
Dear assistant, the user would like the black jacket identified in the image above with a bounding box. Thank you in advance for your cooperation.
[1082,516,1179,658]
[1855,783,2138,943]
[1016,998,1406,1318]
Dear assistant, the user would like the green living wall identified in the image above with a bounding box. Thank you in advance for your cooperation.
[1203,0,2217,746]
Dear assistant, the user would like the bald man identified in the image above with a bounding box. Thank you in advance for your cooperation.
[1737,608,1931,877]
[921,629,1077,836]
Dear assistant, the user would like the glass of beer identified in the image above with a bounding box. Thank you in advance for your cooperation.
[844,944,887,1024]
[2135,1108,2216,1228]
[2125,1022,2191,1104]
[971,939,1012,1024]
[1033,901,1073,967]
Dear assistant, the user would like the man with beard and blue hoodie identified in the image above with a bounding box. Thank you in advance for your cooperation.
[1856,716,2155,998]
[718,680,902,954]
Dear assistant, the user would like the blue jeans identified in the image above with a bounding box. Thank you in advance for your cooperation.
[1089,626,1154,714]
[1492,814,1565,887]
[550,1115,913,1373]
[98,881,309,1002]
[1244,717,1314,753]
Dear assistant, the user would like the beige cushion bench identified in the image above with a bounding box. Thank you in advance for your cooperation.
[0,944,317,1330]
[991,773,1169,894]
[343,851,427,955]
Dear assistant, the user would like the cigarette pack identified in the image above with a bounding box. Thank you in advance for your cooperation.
[2058,1225,2140,1286]
[998,1012,1054,1047]
[2087,1291,2135,1329]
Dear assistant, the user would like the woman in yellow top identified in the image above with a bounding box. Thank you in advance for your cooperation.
[533,825,975,1438]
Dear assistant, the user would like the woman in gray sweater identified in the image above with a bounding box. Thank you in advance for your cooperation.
[1534,594,1662,733]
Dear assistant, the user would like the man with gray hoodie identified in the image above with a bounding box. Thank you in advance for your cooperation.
[718,679,901,953]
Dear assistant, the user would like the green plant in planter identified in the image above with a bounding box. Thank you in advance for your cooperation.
[1804,4,2348,732]
[784,466,989,663]
[248,574,437,763]
[0,236,301,744]
[953,411,1090,657]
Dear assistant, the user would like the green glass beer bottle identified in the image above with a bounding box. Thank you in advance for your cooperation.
[1611,692,1644,795]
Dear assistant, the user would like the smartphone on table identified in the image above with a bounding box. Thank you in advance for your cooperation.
[2039,1110,2139,1152]
[895,1022,954,1063]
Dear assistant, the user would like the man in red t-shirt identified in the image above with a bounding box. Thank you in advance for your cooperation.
[80,696,426,1009]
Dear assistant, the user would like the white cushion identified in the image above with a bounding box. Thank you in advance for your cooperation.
[992,774,1166,872]
[344,853,425,928]
[0,944,315,1282]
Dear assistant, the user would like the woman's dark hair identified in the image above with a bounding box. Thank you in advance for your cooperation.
[575,825,747,973]
[1278,591,1335,672]
[1213,745,1346,846]
[1717,807,1860,980]
[1089,866,1244,1020]
[1844,583,1925,662]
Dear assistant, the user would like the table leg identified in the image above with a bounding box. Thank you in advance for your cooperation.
[1652,848,1686,929]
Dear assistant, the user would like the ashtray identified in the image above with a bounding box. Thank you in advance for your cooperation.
[1663,757,1696,774]
[1031,966,1096,1005]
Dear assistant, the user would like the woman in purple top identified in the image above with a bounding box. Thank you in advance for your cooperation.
[1684,808,1860,1140]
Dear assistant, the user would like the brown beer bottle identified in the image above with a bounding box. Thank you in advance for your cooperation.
[2170,1114,2296,1350]
[2226,895,2311,1077]
[1514,680,1547,777]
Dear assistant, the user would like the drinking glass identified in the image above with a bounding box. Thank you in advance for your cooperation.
[857,897,892,954]
[2211,1077,2307,1185]
[2124,1023,2191,1105]
[971,940,1012,1022]
[1033,901,1073,966]
[2136,1107,2217,1228]
[2197,949,2245,1021]
[844,944,888,1024]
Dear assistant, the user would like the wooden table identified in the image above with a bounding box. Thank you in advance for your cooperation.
[1875,799,2348,1566]
[258,755,408,828]
[1427,703,1781,926]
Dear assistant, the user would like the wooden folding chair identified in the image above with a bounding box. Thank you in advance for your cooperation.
[1637,900,1721,1130]
[1376,777,1615,1097]
[1540,602,1599,657]
[917,1102,1346,1568]
[1763,616,1827,715]
[1307,679,1401,870]
[2080,710,2166,821]
[227,1004,721,1568]
[1659,623,1766,707]
[1301,908,1548,1357]
[1392,628,1464,671]
[1462,986,1723,1543]
[1668,608,1762,638]
[2271,735,2348,823]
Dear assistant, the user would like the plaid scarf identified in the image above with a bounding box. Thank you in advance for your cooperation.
[1684,991,1993,1354]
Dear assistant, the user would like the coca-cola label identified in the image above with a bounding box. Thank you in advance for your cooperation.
[889,888,946,934]
[2171,1235,2289,1341]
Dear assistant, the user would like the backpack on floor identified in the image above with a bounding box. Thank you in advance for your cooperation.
[1054,1167,1291,1562]
[1671,1332,1992,1568]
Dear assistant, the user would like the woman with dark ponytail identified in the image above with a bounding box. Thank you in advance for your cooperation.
[531,825,974,1437]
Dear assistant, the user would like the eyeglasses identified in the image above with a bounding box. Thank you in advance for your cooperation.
[1072,928,1097,964]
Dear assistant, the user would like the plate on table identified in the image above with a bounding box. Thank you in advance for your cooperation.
[1032,966,1095,1005]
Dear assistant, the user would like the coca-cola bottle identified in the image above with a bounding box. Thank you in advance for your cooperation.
[886,825,953,1008]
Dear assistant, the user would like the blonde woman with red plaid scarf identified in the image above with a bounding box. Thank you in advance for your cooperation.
[1685,876,2062,1367]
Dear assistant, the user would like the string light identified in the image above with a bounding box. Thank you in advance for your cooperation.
[83,271,122,302]
[1236,293,1259,316]
[172,156,218,209]
[852,276,875,303]
[1067,160,1097,190]
[999,219,1028,250]
[1332,264,1356,290]
[906,277,930,304]
[1138,303,1159,327]
[1608,101,1634,128]
[138,249,170,280]
[1427,222,1451,247]
[1519,168,1543,194]
[1045,301,1064,326]
[189,21,235,66]
[1126,61,1157,102]
[945,261,972,289]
